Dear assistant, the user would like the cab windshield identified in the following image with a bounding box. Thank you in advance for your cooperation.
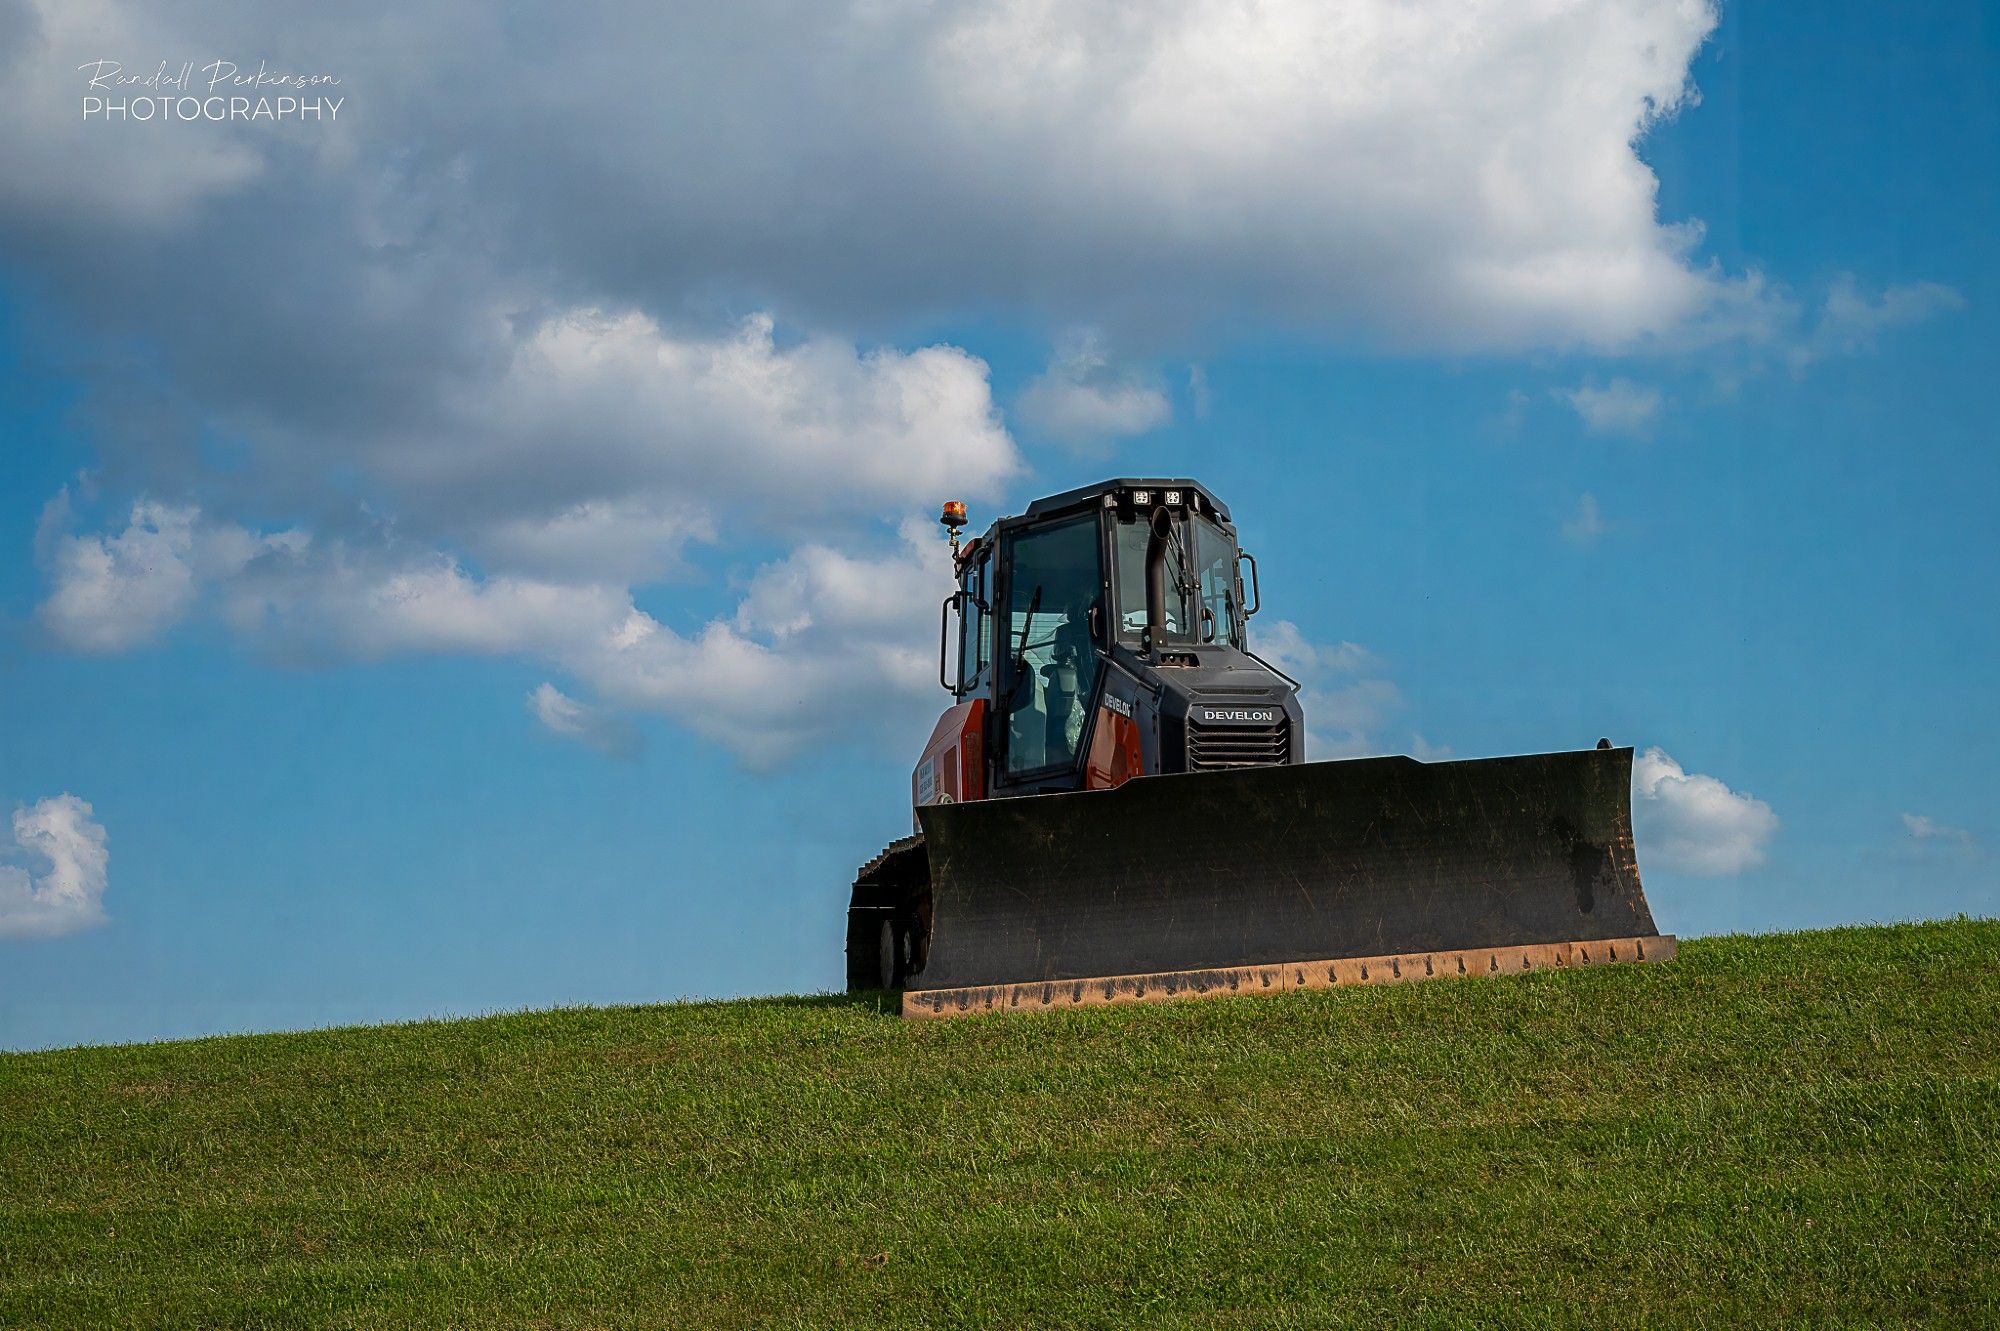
[1113,513,1191,640]
[1112,510,1243,648]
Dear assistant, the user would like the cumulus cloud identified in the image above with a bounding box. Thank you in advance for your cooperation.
[0,795,110,940]
[31,301,1015,760]
[41,502,955,767]
[1556,378,1662,436]
[36,499,203,651]
[1632,747,1777,875]
[207,307,1013,590]
[478,499,714,586]
[410,311,1020,542]
[1254,620,1400,759]
[1561,493,1607,545]
[0,0,1744,447]
[24,308,1014,617]
[1015,334,1171,448]
[0,3,263,225]
[35,495,300,652]
[561,522,955,766]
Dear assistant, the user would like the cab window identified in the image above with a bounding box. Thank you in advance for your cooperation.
[1112,512,1192,642]
[1000,517,1103,775]
[1192,515,1244,647]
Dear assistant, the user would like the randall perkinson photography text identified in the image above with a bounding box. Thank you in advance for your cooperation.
[79,60,343,121]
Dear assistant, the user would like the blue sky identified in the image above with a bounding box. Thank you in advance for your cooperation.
[1,1,1995,1049]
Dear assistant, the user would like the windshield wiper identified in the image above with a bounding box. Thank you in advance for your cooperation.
[1004,584,1042,704]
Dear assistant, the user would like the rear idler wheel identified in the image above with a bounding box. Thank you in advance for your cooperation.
[878,916,904,988]
[845,908,890,990]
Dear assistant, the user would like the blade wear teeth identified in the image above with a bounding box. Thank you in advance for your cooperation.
[903,937,1679,1018]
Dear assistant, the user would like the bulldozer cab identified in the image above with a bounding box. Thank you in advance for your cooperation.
[943,481,1263,793]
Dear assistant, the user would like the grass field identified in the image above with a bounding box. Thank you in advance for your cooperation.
[3,919,1995,1329]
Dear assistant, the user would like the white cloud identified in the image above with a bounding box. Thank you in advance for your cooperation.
[1561,493,1607,545]
[41,503,956,767]
[0,5,263,225]
[1556,378,1662,436]
[33,304,1016,749]
[1410,734,1453,763]
[914,0,1728,346]
[35,496,296,653]
[1015,333,1171,448]
[193,307,1016,593]
[569,522,952,766]
[529,684,641,760]
[1254,620,1399,759]
[32,299,1016,633]
[0,795,110,941]
[1633,746,1777,875]
[3,0,1737,371]
[1496,388,1534,434]
[477,499,714,585]
[1302,680,1403,761]
[1791,275,1965,371]
[1255,622,1383,680]
[1901,813,1974,847]
[36,499,200,651]
[216,548,633,663]
[417,311,1019,533]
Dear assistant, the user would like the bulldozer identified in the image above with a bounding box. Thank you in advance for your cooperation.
[848,478,1673,1018]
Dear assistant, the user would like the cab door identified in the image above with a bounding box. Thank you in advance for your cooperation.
[993,515,1106,789]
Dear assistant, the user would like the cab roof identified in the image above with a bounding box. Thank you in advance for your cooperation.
[1019,478,1231,523]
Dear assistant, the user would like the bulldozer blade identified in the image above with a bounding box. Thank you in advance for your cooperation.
[905,745,1672,1018]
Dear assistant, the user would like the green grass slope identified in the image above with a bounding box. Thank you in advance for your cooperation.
[3,920,1996,1329]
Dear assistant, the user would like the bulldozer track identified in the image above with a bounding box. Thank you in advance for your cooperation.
[854,834,925,884]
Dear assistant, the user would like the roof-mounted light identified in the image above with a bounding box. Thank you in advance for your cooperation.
[940,500,968,556]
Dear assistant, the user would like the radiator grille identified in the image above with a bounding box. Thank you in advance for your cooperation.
[1186,718,1291,771]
